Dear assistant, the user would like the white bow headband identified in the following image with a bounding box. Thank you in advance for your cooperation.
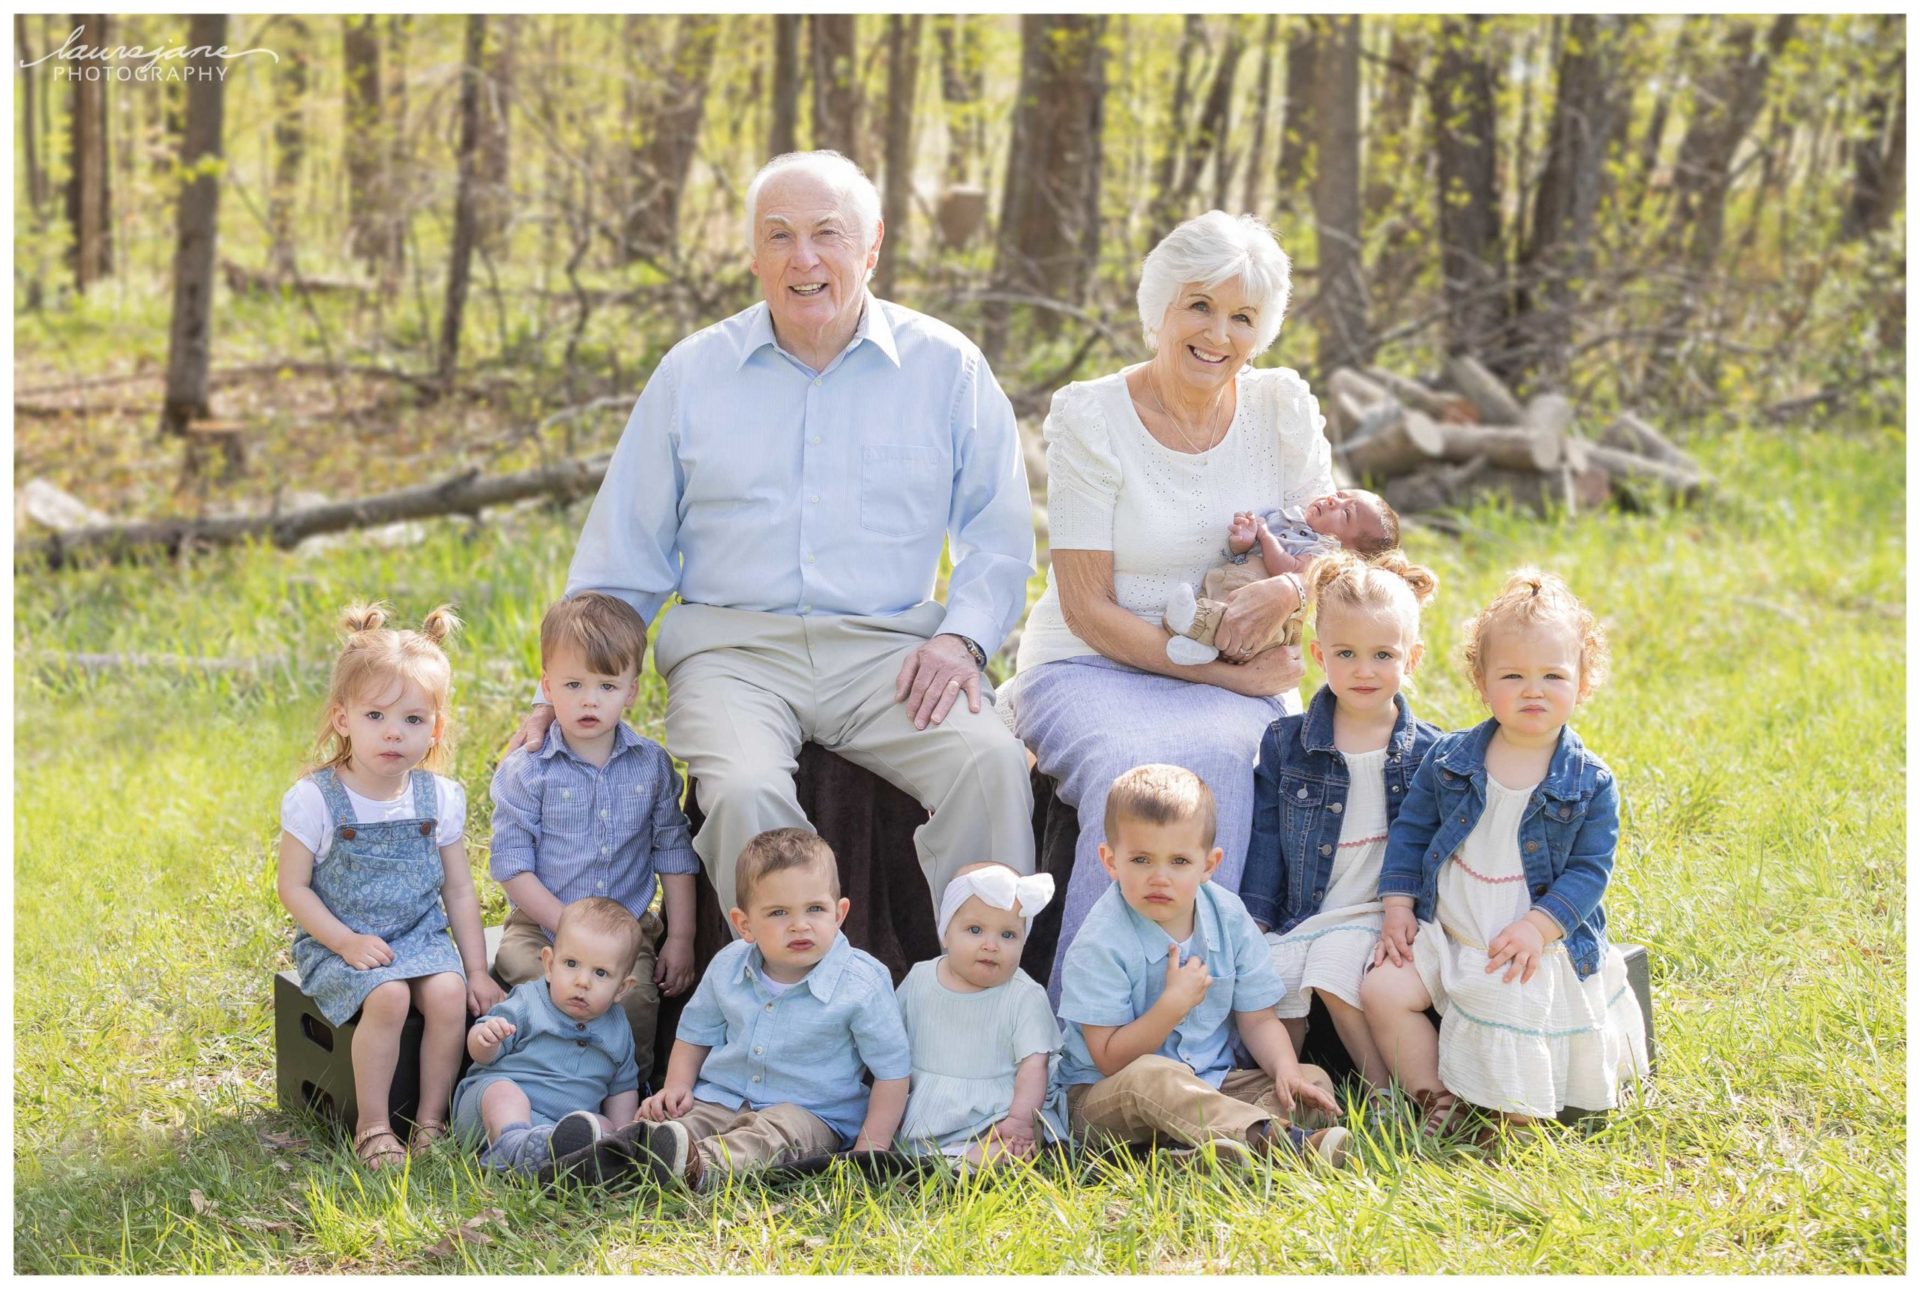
[936,867,1056,944]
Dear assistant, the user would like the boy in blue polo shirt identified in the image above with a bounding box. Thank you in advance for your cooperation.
[630,828,912,1189]
[1057,765,1354,1168]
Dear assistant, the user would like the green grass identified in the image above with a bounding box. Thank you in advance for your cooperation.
[12,423,1905,1272]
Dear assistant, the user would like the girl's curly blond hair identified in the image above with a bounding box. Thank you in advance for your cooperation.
[313,601,462,772]
[1461,568,1610,701]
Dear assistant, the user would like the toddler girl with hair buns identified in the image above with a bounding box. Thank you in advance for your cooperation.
[276,603,504,1170]
[1361,570,1648,1142]
[1243,549,1443,1090]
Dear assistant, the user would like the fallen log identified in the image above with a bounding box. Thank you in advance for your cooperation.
[1326,367,1393,412]
[1343,407,1563,478]
[20,452,614,570]
[1523,393,1577,437]
[1443,355,1526,424]
[1362,365,1477,422]
[1583,442,1709,502]
[1597,411,1695,472]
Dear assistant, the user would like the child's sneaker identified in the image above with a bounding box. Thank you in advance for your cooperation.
[1252,1122,1354,1170]
[548,1110,604,1162]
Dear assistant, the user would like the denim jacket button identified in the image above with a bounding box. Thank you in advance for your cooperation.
[1328,802,1343,814]
[1559,806,1572,819]
[1319,845,1332,856]
[1526,841,1540,852]
[339,827,356,840]
[1391,784,1402,792]
[1296,788,1309,800]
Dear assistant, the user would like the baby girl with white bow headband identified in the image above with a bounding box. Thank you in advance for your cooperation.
[893,863,1070,1165]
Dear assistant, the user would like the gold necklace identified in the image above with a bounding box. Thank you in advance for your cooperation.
[1140,366,1230,456]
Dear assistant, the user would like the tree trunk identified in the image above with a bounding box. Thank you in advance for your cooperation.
[1364,24,1423,226]
[1429,15,1504,361]
[1512,15,1624,387]
[342,16,392,267]
[933,16,985,185]
[1841,28,1906,241]
[1310,15,1370,375]
[1180,20,1248,222]
[1149,15,1205,238]
[809,15,860,162]
[1275,19,1317,210]
[875,15,924,300]
[769,15,801,157]
[474,15,516,254]
[64,14,112,290]
[1649,16,1797,390]
[438,14,486,388]
[268,17,310,279]
[1239,15,1279,214]
[19,17,46,216]
[626,15,720,259]
[160,15,228,444]
[988,14,1106,352]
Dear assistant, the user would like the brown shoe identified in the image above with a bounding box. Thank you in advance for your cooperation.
[353,1124,407,1171]
[1411,1089,1471,1138]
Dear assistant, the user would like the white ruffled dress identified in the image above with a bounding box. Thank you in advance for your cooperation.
[1266,746,1390,1017]
[1412,776,1649,1117]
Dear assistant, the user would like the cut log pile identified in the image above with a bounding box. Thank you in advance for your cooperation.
[1321,355,1708,518]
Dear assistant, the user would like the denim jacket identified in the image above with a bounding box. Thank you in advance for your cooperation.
[1376,718,1620,979]
[1242,685,1443,935]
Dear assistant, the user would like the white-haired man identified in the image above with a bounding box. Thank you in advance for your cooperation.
[511,151,1037,917]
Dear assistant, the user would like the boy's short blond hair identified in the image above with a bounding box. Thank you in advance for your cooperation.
[541,592,649,676]
[554,896,646,978]
[1103,764,1219,851]
[734,827,840,910]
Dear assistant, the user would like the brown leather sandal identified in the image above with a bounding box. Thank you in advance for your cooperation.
[353,1124,408,1171]
[408,1120,450,1157]
[1410,1089,1471,1138]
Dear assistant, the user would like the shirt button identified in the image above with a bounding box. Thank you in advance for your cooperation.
[765,1003,775,1013]
[752,1074,762,1083]
[1328,802,1343,814]
[577,1039,587,1048]
[812,377,822,387]
[601,846,609,855]
[809,435,821,445]
[596,880,605,889]
[800,604,812,615]
[600,809,610,820]
[753,1047,763,1056]
[809,494,820,504]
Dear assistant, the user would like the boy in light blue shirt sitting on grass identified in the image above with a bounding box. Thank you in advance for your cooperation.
[1057,765,1354,1168]
[619,828,913,1190]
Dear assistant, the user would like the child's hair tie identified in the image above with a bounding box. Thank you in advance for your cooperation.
[936,867,1056,943]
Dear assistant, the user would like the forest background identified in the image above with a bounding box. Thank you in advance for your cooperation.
[11,11,1908,1273]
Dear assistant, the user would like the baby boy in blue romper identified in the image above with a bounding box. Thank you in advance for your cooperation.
[452,897,644,1171]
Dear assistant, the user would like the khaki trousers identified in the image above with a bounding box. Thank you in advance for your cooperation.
[653,601,1036,915]
[678,1098,842,1184]
[494,907,665,1081]
[1176,561,1304,652]
[1066,1056,1336,1147]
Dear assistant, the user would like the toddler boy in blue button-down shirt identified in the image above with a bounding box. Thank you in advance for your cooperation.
[452,897,645,1172]
[629,828,912,1189]
[489,593,701,1081]
[1057,765,1353,1168]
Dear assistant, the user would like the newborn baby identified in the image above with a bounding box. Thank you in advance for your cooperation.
[1164,489,1398,665]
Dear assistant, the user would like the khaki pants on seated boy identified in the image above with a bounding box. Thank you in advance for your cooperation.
[496,907,665,1077]
[677,1099,841,1182]
[1066,1055,1336,1146]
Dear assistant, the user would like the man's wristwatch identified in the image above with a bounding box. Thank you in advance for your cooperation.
[944,633,989,669]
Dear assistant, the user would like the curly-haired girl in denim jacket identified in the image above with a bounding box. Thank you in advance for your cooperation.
[1361,570,1648,1142]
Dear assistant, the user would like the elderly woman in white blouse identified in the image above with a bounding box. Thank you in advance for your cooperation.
[1012,212,1335,1001]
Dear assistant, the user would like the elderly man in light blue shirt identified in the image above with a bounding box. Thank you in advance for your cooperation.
[513,150,1037,914]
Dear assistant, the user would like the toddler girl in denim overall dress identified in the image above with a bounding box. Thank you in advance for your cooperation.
[278,604,503,1169]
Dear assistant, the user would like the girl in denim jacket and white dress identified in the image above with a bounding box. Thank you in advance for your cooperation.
[1361,571,1648,1136]
[277,604,504,1169]
[1243,550,1442,1088]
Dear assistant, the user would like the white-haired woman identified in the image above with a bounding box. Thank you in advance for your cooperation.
[1012,211,1335,1001]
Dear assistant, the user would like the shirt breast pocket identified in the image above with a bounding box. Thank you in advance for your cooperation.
[860,444,948,539]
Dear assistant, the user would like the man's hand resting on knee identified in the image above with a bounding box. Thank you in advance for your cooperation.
[894,634,982,731]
